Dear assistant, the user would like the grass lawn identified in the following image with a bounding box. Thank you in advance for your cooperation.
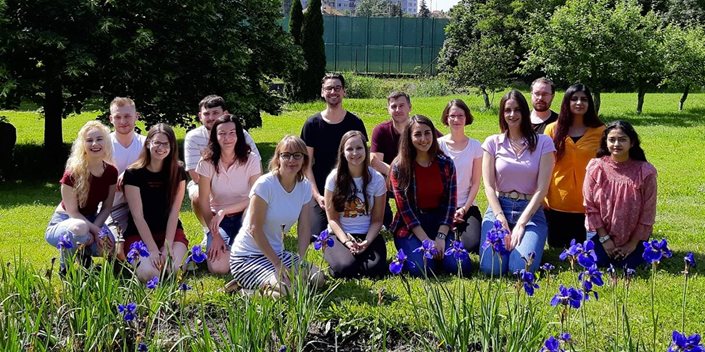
[1,91,704,350]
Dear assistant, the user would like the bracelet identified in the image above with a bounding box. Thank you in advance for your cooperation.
[436,232,447,240]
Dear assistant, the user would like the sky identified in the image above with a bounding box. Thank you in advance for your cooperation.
[430,0,460,11]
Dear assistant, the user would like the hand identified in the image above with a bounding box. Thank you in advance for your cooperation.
[315,194,325,208]
[209,211,225,240]
[613,241,638,261]
[355,239,370,254]
[453,207,466,223]
[275,262,291,286]
[160,244,171,266]
[602,239,617,258]
[95,232,115,255]
[116,173,125,193]
[496,213,510,232]
[508,223,526,251]
[149,251,163,271]
[434,238,446,260]
[208,234,226,261]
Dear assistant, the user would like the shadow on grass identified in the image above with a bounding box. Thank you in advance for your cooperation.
[602,107,705,127]
[0,181,60,209]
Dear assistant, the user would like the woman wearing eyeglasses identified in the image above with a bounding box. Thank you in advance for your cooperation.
[196,114,261,275]
[229,135,324,296]
[543,84,604,248]
[123,124,189,282]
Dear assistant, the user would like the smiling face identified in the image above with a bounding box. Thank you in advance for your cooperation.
[199,106,226,131]
[321,78,345,107]
[387,96,411,124]
[606,128,632,162]
[343,135,366,167]
[569,91,590,116]
[109,105,138,136]
[216,121,237,151]
[148,133,171,161]
[411,122,433,154]
[83,128,108,159]
[503,99,524,130]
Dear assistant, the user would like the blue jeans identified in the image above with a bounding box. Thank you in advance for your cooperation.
[479,197,547,276]
[45,211,115,267]
[587,231,646,269]
[393,211,472,277]
[203,213,243,250]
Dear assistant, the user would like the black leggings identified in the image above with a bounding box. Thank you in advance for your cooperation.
[324,232,387,279]
[545,209,586,248]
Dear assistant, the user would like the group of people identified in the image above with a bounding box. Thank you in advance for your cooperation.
[45,74,657,294]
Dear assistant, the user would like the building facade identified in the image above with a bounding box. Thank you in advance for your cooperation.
[299,0,419,15]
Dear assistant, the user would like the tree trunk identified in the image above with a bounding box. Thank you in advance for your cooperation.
[481,86,491,110]
[43,76,66,174]
[636,86,646,115]
[593,90,601,115]
[679,85,689,111]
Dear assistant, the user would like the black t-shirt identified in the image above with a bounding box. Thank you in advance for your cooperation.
[300,111,367,194]
[532,110,559,134]
[123,165,187,236]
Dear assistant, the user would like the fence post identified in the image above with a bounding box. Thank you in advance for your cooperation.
[398,15,402,74]
[365,16,370,74]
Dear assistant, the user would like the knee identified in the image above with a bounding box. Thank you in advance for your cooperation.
[136,264,160,282]
[307,265,326,288]
[66,220,90,237]
[207,257,230,275]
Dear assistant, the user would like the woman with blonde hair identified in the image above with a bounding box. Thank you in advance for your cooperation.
[45,121,117,272]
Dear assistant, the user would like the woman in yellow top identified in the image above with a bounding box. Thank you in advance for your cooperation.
[544,84,605,248]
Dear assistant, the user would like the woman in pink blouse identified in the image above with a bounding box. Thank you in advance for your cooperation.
[583,120,657,268]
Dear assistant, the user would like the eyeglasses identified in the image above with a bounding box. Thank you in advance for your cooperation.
[151,141,170,149]
[532,92,553,98]
[279,152,305,161]
[323,85,343,92]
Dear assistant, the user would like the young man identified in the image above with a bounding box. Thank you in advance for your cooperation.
[530,77,559,134]
[106,97,146,260]
[370,92,411,227]
[184,95,260,230]
[300,73,368,237]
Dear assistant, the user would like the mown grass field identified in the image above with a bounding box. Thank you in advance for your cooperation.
[1,91,704,350]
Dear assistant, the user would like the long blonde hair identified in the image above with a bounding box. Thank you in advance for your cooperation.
[65,121,113,207]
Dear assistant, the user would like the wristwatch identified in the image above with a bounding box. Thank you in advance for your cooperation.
[436,232,447,240]
[598,234,611,243]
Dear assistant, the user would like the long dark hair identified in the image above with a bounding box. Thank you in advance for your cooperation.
[498,90,538,152]
[130,123,182,213]
[203,114,251,173]
[554,84,603,159]
[596,120,647,162]
[391,115,441,192]
[332,131,371,214]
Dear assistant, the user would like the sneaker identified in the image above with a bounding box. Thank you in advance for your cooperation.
[224,279,241,293]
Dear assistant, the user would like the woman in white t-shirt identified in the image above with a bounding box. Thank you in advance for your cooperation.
[438,99,483,252]
[229,135,324,296]
[197,115,261,274]
[323,131,387,278]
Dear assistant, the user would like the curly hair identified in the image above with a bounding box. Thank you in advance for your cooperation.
[65,121,113,208]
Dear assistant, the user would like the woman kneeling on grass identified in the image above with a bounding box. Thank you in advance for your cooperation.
[583,120,657,269]
[229,135,325,296]
[196,114,261,275]
[45,121,117,273]
[123,124,189,282]
[390,115,472,277]
[323,131,387,278]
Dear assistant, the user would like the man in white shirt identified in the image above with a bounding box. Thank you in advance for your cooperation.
[184,95,260,230]
[106,97,146,260]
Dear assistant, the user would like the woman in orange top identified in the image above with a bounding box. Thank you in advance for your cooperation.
[544,84,605,248]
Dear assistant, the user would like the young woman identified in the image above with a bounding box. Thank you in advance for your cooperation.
[196,115,261,274]
[45,121,117,271]
[544,84,605,248]
[480,90,555,275]
[390,115,472,277]
[583,121,657,269]
[229,135,324,296]
[438,99,483,252]
[123,124,188,282]
[323,131,387,278]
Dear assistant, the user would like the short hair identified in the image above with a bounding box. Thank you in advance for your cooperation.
[441,99,473,126]
[198,95,227,112]
[268,135,310,182]
[109,97,136,115]
[531,77,555,95]
[321,73,346,89]
[387,91,411,106]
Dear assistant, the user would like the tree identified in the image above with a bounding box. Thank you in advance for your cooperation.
[286,0,307,101]
[290,0,304,45]
[419,0,431,18]
[389,2,403,17]
[661,24,705,110]
[356,0,391,17]
[301,0,326,100]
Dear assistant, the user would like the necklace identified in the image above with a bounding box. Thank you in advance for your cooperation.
[509,137,527,156]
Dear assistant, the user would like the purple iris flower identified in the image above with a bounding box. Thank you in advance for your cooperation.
[58,233,74,250]
[515,269,539,296]
[118,302,137,322]
[540,263,555,272]
[668,330,704,352]
[685,252,696,268]
[482,220,510,255]
[560,239,597,268]
[550,285,583,309]
[389,249,408,275]
[98,227,112,239]
[625,267,636,278]
[146,276,159,289]
[127,241,150,265]
[178,282,192,291]
[138,342,148,352]
[642,238,672,264]
[189,245,207,264]
[444,240,468,261]
[414,239,438,259]
[313,229,335,251]
[540,336,563,352]
[559,333,572,343]
[578,264,604,300]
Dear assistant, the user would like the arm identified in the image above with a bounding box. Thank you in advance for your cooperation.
[124,184,162,267]
[184,135,200,184]
[617,170,658,257]
[297,200,314,259]
[455,157,482,222]
[390,164,429,241]
[304,146,324,207]
[510,152,555,249]
[370,152,390,177]
[163,180,185,248]
[59,185,99,242]
[482,150,509,231]
[583,161,615,255]
[364,194,385,245]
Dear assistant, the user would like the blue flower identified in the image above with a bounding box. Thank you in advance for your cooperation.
[559,332,572,343]
[550,285,583,309]
[58,233,74,250]
[189,245,207,264]
[540,336,564,352]
[560,239,597,268]
[625,267,636,279]
[313,229,335,251]
[118,302,137,322]
[98,227,112,239]
[482,220,510,255]
[578,264,604,301]
[642,238,672,264]
[540,263,555,272]
[127,241,150,265]
[685,252,696,268]
[389,249,408,275]
[414,239,438,259]
[278,346,287,352]
[444,240,468,261]
[668,330,704,352]
[138,342,148,352]
[515,269,539,296]
[179,282,192,291]
[146,276,159,289]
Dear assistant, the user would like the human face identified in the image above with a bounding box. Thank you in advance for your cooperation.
[531,82,554,113]
[447,106,466,130]
[216,122,237,151]
[199,106,226,131]
[411,123,433,153]
[343,136,366,167]
[321,78,345,107]
[84,128,107,158]
[149,133,171,161]
[110,105,138,136]
[605,128,632,162]
[569,91,589,116]
[503,99,523,130]
[387,96,411,124]
[278,146,305,175]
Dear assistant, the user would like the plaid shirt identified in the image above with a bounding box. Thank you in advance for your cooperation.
[389,153,457,238]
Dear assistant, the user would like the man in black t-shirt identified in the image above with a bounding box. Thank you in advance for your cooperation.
[530,77,559,134]
[300,73,368,237]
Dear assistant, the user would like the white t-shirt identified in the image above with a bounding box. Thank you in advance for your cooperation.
[438,135,483,207]
[195,153,262,213]
[231,173,313,256]
[184,125,260,171]
[324,167,386,234]
[110,132,146,206]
